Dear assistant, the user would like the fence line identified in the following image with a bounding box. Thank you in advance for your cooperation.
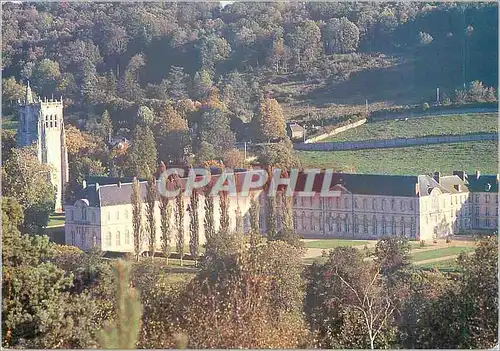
[294,133,497,151]
[304,118,367,143]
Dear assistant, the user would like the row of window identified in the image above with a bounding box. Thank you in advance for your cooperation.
[292,212,416,235]
[294,196,415,212]
[474,194,498,203]
[104,230,131,247]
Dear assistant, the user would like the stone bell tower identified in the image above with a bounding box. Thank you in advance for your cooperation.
[17,81,69,212]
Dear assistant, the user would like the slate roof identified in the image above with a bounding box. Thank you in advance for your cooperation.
[73,171,480,207]
[467,174,499,193]
[439,175,469,194]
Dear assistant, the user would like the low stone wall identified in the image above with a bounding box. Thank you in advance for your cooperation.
[294,133,497,151]
[304,118,367,143]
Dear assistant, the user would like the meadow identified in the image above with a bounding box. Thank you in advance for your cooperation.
[296,140,498,175]
[322,113,497,142]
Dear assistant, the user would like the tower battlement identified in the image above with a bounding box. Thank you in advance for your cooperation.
[17,81,69,212]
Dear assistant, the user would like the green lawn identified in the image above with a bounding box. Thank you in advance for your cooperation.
[296,141,498,175]
[418,258,460,270]
[322,113,497,142]
[47,213,65,227]
[411,247,474,262]
[305,239,371,249]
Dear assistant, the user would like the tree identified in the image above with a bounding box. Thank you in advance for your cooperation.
[198,108,235,162]
[66,155,106,203]
[159,174,173,265]
[136,105,155,127]
[285,19,322,71]
[131,178,144,261]
[323,17,360,54]
[373,236,411,285]
[258,139,300,169]
[203,193,215,243]
[32,58,61,95]
[252,98,287,142]
[199,35,231,73]
[167,66,189,101]
[2,146,55,233]
[127,125,157,179]
[101,110,113,145]
[276,190,301,248]
[145,176,157,258]
[175,189,185,266]
[249,194,261,248]
[220,71,254,123]
[154,105,190,164]
[305,247,397,349]
[265,195,278,241]
[191,69,213,101]
[188,190,200,265]
[99,260,143,349]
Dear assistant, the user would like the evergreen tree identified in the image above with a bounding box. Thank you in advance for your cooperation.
[175,189,185,266]
[101,109,113,145]
[145,176,157,259]
[167,66,189,101]
[99,260,143,349]
[131,178,143,262]
[249,194,261,248]
[127,125,157,179]
[159,194,172,265]
[188,190,200,265]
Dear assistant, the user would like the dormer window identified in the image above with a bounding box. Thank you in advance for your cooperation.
[485,183,492,191]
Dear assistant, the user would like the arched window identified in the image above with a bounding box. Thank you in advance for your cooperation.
[301,211,306,230]
[363,199,367,210]
[336,197,340,209]
[392,217,397,235]
[105,232,112,247]
[372,199,376,210]
[328,214,334,232]
[381,199,386,210]
[116,231,121,246]
[382,216,387,235]
[71,230,75,245]
[353,215,359,234]
[125,230,130,245]
[401,217,406,236]
[345,216,350,233]
[363,215,368,233]
[54,120,57,127]
[373,216,378,235]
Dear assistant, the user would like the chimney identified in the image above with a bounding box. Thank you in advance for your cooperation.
[433,171,440,183]
[475,170,481,179]
[82,180,87,189]
[453,170,466,181]
[118,181,122,188]
[95,182,100,191]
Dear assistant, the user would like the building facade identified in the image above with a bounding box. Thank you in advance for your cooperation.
[17,82,69,212]
[65,170,498,252]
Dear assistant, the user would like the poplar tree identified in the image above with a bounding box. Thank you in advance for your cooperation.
[145,176,157,259]
[219,191,230,235]
[131,178,143,262]
[204,193,215,242]
[266,195,278,241]
[159,194,172,265]
[175,190,185,266]
[249,194,261,248]
[99,260,142,349]
[189,190,200,265]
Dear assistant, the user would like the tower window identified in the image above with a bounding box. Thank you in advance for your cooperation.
[50,121,53,128]
[54,121,57,127]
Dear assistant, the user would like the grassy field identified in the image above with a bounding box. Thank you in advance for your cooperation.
[411,246,474,262]
[296,140,498,175]
[418,258,460,270]
[305,239,371,249]
[323,113,497,142]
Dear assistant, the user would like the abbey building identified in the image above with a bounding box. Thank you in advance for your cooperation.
[17,82,69,212]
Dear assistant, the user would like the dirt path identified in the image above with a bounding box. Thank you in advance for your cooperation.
[413,255,459,265]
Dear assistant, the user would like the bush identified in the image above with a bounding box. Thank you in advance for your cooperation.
[420,240,426,248]
[446,237,451,244]
[422,102,430,111]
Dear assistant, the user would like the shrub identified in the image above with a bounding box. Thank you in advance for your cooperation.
[422,102,430,111]
[420,240,426,248]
